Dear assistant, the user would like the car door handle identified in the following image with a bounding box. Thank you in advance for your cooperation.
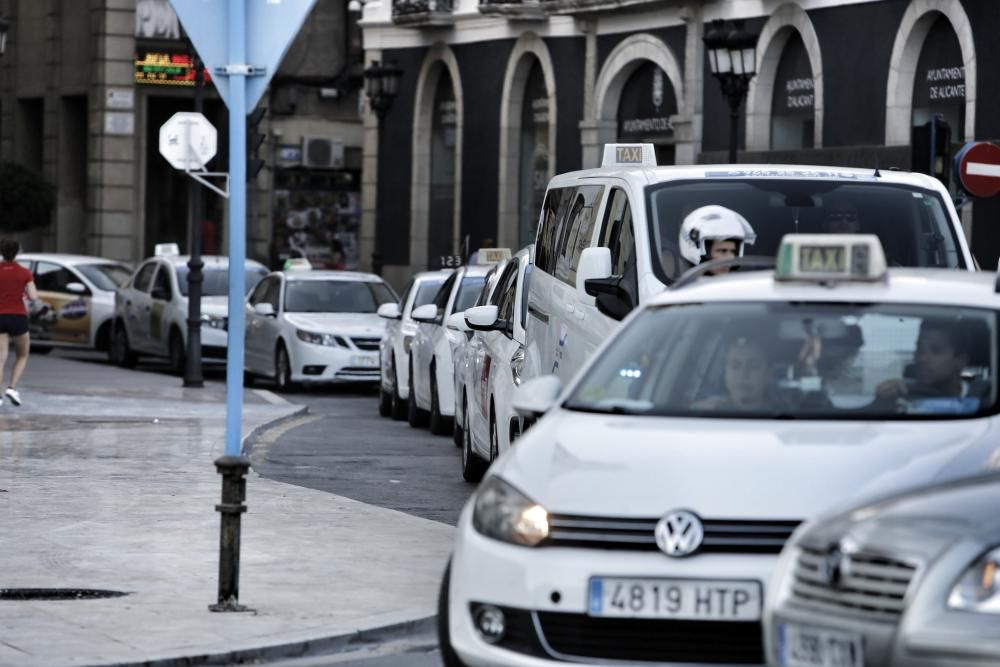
[565,303,574,313]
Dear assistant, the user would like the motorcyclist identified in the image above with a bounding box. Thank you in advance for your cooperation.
[679,205,757,275]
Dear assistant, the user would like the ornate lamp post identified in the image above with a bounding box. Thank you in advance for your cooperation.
[704,19,758,163]
[184,55,205,387]
[364,60,402,276]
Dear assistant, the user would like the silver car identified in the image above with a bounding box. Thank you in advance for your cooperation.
[766,473,1000,667]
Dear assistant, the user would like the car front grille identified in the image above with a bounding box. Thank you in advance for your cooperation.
[351,337,381,351]
[543,514,800,555]
[790,547,916,619]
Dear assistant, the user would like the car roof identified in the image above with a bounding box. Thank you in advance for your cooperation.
[413,269,453,283]
[18,253,127,266]
[280,270,384,282]
[460,264,495,278]
[547,163,943,192]
[649,268,1000,310]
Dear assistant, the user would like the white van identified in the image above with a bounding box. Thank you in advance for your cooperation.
[524,143,975,385]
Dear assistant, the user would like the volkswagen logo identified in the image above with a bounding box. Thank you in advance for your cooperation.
[816,548,851,588]
[655,510,704,557]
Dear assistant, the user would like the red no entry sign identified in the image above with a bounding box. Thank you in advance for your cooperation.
[956,141,1000,198]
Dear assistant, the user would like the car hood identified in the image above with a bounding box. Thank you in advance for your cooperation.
[494,410,998,521]
[283,313,384,337]
[199,296,230,317]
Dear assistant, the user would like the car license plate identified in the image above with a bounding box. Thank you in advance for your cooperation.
[352,355,378,368]
[779,623,864,667]
[588,577,761,621]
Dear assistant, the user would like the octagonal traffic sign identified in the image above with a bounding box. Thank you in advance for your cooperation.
[955,141,1000,198]
[159,112,218,171]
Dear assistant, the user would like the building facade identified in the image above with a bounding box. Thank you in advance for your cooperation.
[0,0,365,269]
[360,0,1000,287]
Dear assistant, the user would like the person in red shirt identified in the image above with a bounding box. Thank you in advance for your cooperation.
[0,239,38,407]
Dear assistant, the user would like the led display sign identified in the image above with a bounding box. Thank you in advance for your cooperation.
[135,51,212,86]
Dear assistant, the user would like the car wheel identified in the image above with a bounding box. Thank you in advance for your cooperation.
[437,560,468,667]
[429,366,452,436]
[274,343,294,392]
[168,329,185,376]
[408,361,429,428]
[378,381,392,417]
[109,322,137,369]
[461,399,487,483]
[390,358,407,421]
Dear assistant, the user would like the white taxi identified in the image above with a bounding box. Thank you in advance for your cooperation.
[243,268,397,389]
[459,247,532,482]
[109,246,268,372]
[16,253,131,352]
[378,270,451,420]
[439,235,1000,667]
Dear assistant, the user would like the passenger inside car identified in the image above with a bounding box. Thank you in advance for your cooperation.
[691,336,772,411]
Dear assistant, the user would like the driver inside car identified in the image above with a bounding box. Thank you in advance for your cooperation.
[691,336,772,411]
[875,317,983,402]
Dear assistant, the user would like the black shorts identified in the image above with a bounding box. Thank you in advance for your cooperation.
[0,314,29,336]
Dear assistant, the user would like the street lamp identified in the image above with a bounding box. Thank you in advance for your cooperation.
[364,60,402,276]
[704,19,758,163]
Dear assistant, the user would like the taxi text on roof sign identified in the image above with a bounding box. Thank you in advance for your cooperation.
[601,144,657,168]
[478,248,512,264]
[775,234,887,282]
[154,243,181,257]
[283,257,312,271]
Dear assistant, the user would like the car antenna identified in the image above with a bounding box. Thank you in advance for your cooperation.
[873,153,882,179]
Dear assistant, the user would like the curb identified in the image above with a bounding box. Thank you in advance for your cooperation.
[240,403,311,456]
[91,615,437,667]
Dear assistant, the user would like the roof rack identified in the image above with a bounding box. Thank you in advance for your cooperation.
[669,256,776,290]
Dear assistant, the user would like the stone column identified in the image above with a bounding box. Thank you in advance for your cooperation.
[679,1,704,165]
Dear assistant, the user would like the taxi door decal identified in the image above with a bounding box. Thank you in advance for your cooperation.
[150,302,165,340]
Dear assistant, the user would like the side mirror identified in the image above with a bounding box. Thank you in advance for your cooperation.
[411,304,439,323]
[585,276,634,321]
[377,303,401,320]
[465,305,501,331]
[576,247,612,300]
[253,302,276,317]
[446,311,469,332]
[512,376,563,419]
[66,282,88,295]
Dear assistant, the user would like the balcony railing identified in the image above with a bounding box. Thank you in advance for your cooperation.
[538,0,660,15]
[392,0,455,26]
[477,0,546,19]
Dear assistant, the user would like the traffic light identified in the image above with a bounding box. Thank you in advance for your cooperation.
[911,116,952,188]
[246,107,267,182]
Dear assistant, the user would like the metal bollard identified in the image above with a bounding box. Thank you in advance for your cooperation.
[209,455,253,612]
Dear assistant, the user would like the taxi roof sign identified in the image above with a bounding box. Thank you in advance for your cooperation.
[477,248,512,264]
[283,257,313,271]
[601,143,657,168]
[776,234,887,282]
[154,243,181,257]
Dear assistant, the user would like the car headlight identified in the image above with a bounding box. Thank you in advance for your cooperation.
[510,347,525,386]
[201,314,227,330]
[472,476,549,547]
[296,330,347,347]
[948,546,1000,613]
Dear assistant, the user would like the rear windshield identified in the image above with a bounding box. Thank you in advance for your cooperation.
[647,179,965,283]
[565,302,997,420]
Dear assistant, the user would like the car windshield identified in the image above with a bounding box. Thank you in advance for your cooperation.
[176,267,267,297]
[284,280,396,313]
[454,276,486,313]
[76,263,132,291]
[565,302,997,420]
[647,179,965,283]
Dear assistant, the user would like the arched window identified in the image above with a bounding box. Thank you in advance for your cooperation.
[518,62,549,246]
[769,33,815,150]
[911,15,965,142]
[429,73,457,265]
[616,61,678,165]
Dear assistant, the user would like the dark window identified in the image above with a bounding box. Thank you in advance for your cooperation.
[34,262,79,293]
[433,273,458,311]
[132,262,158,293]
[284,280,396,313]
[454,276,486,314]
[151,266,172,301]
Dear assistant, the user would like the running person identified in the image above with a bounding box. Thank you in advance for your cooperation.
[0,239,38,406]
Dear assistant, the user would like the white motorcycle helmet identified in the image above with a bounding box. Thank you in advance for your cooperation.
[679,205,757,266]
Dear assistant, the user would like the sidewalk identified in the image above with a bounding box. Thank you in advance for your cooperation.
[0,353,454,667]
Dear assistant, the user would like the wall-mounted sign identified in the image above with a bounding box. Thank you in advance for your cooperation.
[278,145,303,164]
[773,35,814,114]
[135,0,181,40]
[914,17,965,107]
[105,112,135,136]
[135,51,213,87]
[617,61,677,141]
[106,88,135,110]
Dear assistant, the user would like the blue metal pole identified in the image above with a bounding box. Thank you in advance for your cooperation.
[225,0,247,457]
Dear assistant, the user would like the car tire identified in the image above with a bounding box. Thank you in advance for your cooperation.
[168,329,185,376]
[429,366,452,436]
[274,343,295,392]
[109,322,138,369]
[378,382,392,417]
[437,560,468,667]
[243,371,255,387]
[30,345,53,355]
[390,358,407,421]
[408,361,429,428]
[461,399,487,483]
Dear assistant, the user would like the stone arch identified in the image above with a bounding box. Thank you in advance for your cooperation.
[745,3,824,151]
[593,33,685,124]
[411,43,464,270]
[497,33,557,250]
[885,0,976,145]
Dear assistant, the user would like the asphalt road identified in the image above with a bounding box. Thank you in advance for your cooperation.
[248,382,477,526]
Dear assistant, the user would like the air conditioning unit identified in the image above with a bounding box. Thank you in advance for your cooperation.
[302,137,344,169]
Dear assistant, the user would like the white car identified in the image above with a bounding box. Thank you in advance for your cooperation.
[378,270,451,420]
[459,247,532,482]
[16,253,131,352]
[439,234,1000,667]
[109,251,268,372]
[451,263,508,448]
[409,265,493,434]
[243,269,397,389]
